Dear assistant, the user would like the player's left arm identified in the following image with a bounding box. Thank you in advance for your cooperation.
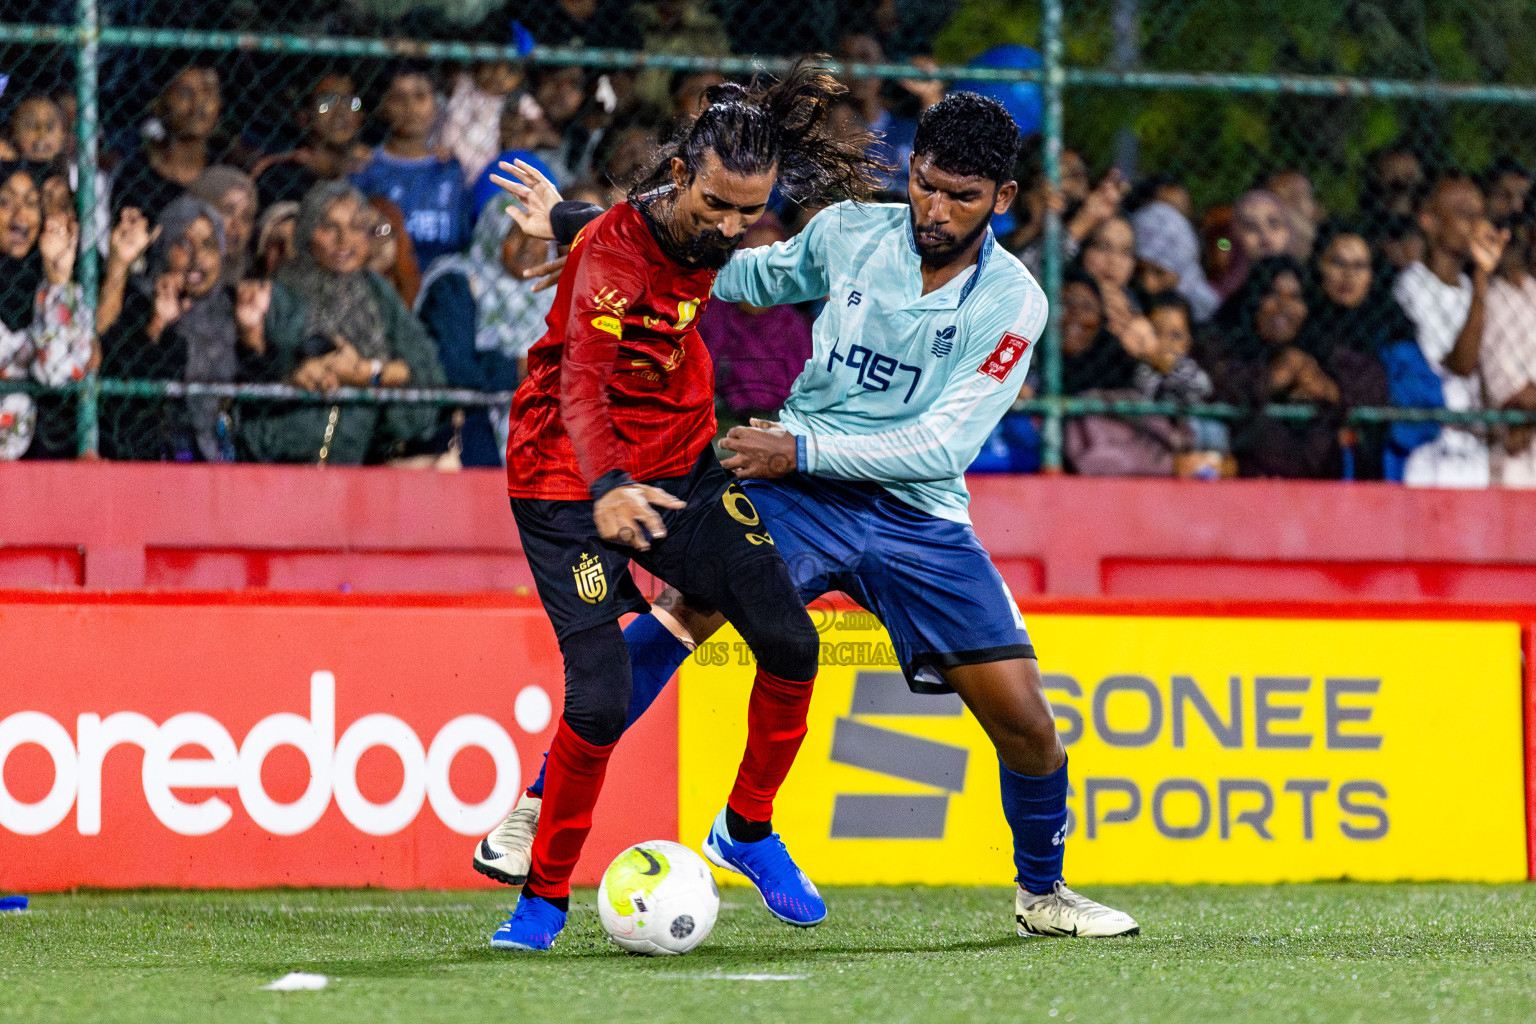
[728,283,1047,483]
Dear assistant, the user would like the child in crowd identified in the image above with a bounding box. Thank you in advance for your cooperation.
[350,64,474,266]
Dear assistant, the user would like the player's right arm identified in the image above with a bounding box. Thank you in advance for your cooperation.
[559,240,684,548]
[712,204,838,307]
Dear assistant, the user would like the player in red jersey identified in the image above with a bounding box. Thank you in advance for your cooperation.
[489,61,888,950]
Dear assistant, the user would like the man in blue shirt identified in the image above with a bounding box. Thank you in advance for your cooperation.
[351,64,474,266]
[475,94,1139,941]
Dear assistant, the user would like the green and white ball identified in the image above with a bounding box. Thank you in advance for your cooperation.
[598,841,720,955]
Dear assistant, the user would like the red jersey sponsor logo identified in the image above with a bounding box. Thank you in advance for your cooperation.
[977,332,1031,382]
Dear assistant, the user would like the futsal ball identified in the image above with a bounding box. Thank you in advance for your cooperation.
[598,840,720,955]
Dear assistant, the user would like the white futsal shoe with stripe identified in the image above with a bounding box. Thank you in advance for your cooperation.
[1015,881,1140,938]
[473,793,540,885]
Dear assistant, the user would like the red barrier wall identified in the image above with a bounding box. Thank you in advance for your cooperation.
[0,592,675,891]
[4,463,1536,601]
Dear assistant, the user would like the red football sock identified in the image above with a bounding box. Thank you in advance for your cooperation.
[524,718,616,899]
[727,667,815,823]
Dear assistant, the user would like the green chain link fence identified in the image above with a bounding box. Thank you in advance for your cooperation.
[2,0,1535,473]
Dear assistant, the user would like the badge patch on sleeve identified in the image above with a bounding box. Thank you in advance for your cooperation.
[977,332,1031,382]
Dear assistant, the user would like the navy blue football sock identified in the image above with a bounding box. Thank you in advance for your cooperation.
[623,612,690,726]
[525,614,690,800]
[999,755,1069,895]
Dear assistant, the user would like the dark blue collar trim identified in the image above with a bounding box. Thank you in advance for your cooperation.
[956,228,993,308]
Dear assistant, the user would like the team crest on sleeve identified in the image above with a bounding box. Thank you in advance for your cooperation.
[977,332,1031,382]
[573,552,608,604]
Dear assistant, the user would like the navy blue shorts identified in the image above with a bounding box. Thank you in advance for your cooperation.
[742,474,1034,694]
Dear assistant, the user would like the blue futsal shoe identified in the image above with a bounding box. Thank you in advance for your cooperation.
[489,894,566,950]
[702,808,827,927]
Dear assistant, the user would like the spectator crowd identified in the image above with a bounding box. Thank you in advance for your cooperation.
[1,0,1534,487]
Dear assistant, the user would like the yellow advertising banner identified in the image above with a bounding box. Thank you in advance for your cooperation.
[678,612,1526,885]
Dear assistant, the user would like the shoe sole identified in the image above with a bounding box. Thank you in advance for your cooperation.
[1016,921,1141,939]
[489,937,548,950]
[472,845,527,886]
[702,834,827,929]
[473,859,528,890]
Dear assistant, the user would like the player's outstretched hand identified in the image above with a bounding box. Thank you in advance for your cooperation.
[720,425,798,479]
[594,484,686,551]
[491,158,561,241]
[522,253,569,292]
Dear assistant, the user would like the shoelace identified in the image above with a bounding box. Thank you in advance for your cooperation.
[739,834,805,891]
[490,806,537,851]
[1026,882,1115,920]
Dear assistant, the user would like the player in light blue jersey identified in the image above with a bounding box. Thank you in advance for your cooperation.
[477,93,1138,939]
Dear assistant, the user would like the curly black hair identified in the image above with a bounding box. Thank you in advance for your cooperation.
[629,56,890,206]
[911,91,1022,186]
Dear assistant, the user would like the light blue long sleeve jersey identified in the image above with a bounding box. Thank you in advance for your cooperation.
[713,201,1048,525]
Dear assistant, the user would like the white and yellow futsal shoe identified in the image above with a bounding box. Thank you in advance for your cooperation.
[473,793,540,885]
[1015,881,1140,938]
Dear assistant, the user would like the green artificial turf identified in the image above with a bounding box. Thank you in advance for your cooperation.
[1,884,1534,1023]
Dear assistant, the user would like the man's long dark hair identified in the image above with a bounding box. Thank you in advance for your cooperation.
[627,56,889,207]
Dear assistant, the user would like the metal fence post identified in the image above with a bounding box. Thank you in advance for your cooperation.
[74,0,101,457]
[1039,0,1066,472]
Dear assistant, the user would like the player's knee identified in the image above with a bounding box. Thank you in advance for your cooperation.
[558,622,632,747]
[757,612,820,682]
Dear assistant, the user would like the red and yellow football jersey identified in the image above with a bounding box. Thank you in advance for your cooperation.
[505,201,718,499]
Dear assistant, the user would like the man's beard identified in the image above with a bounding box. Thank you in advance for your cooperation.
[641,193,741,271]
[911,210,990,268]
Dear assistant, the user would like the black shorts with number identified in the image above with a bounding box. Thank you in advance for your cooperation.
[511,448,790,643]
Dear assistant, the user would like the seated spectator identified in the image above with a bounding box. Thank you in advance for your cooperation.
[251,73,372,209]
[442,60,527,186]
[1484,156,1532,222]
[1130,200,1220,323]
[364,196,421,306]
[529,65,611,186]
[254,200,298,279]
[351,65,473,266]
[1012,151,1125,279]
[632,1,731,115]
[187,166,256,285]
[98,195,289,461]
[1199,205,1236,288]
[1137,291,1230,467]
[415,193,555,467]
[696,213,813,433]
[1059,268,1140,395]
[1080,213,1137,302]
[6,93,112,255]
[1308,225,1415,356]
[112,64,221,223]
[513,0,641,49]
[1058,269,1185,476]
[0,163,92,461]
[243,183,445,465]
[1205,256,1368,479]
[1266,168,1323,262]
[1391,174,1506,487]
[1212,189,1292,301]
[467,95,561,218]
[1480,211,1536,487]
[1363,143,1426,220]
[1375,213,1426,274]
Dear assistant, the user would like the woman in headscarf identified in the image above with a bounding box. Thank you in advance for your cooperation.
[364,196,421,306]
[187,166,257,285]
[416,192,556,466]
[99,194,302,461]
[1130,199,1221,324]
[1211,189,1293,302]
[242,182,444,465]
[1059,266,1142,395]
[0,162,93,460]
[1203,255,1360,478]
